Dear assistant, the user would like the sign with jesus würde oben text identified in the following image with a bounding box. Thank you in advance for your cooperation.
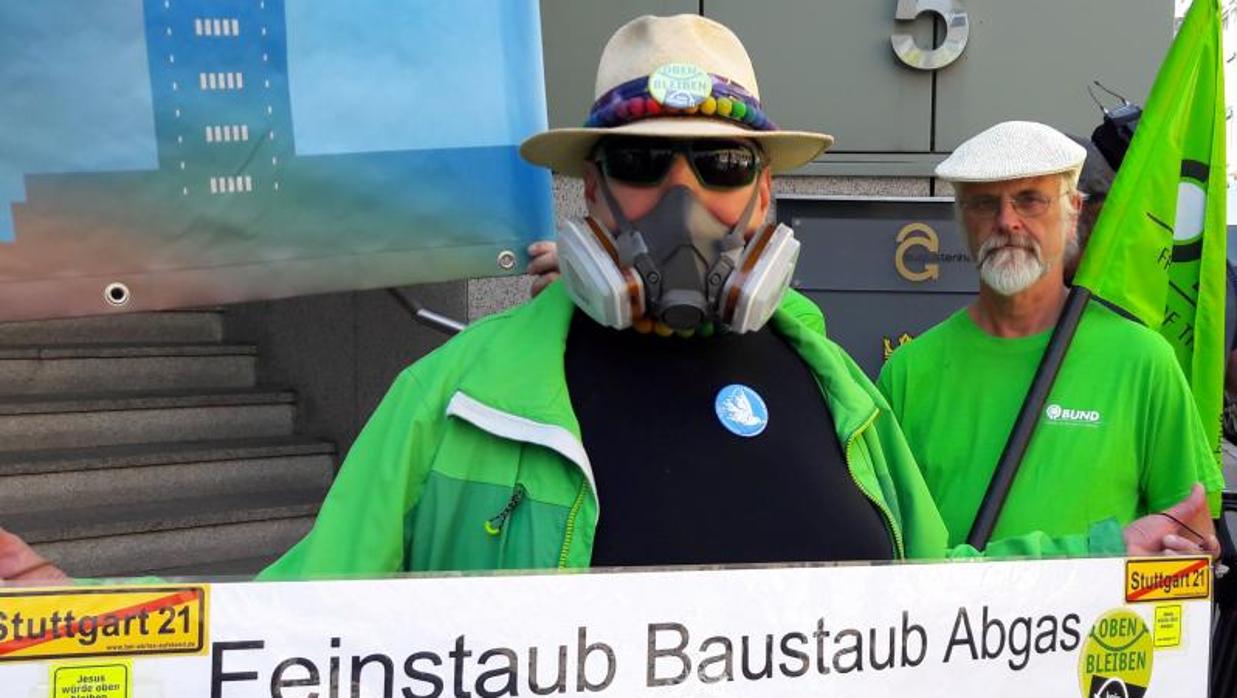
[0,557,1211,697]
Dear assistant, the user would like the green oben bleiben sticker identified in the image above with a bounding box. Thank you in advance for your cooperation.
[1078,609,1153,698]
[647,63,712,109]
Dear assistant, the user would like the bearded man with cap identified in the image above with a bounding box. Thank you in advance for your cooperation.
[877,120,1224,549]
[0,20,1213,584]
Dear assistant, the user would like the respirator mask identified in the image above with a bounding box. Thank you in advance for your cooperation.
[557,137,800,334]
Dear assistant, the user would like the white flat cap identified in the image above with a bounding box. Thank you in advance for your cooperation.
[936,120,1086,183]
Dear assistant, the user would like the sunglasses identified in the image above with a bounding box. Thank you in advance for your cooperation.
[593,137,765,190]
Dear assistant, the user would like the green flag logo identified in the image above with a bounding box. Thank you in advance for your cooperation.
[1074,0,1227,493]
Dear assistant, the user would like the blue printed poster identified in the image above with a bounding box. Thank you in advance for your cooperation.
[0,0,554,320]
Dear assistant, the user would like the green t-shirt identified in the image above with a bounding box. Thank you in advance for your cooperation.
[876,301,1224,546]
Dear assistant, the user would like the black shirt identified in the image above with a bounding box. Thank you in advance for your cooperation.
[564,312,894,566]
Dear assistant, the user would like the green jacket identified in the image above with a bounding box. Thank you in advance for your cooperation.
[261,284,1122,580]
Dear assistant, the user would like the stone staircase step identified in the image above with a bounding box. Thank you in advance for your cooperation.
[0,310,223,345]
[0,343,257,394]
[0,387,296,450]
[10,488,323,543]
[0,307,338,579]
[0,437,336,510]
[15,490,321,577]
[0,436,334,475]
[32,514,316,578]
[148,554,286,579]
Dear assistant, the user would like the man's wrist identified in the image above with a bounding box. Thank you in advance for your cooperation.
[1088,518,1125,555]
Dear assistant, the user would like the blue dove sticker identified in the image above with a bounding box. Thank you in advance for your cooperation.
[714,384,769,437]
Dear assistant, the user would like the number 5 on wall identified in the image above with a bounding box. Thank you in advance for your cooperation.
[891,0,970,71]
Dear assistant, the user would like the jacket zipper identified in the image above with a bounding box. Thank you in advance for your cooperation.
[844,409,906,559]
[484,484,527,536]
[558,479,590,568]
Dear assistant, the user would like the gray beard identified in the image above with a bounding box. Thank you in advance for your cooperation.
[976,233,1049,296]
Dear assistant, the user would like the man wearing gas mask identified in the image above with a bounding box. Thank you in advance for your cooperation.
[0,15,1212,584]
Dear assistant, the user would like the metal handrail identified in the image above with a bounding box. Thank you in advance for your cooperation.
[388,288,466,336]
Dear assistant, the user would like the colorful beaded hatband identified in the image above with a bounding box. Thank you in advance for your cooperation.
[584,70,777,132]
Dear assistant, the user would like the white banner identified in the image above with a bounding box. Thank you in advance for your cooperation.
[0,556,1212,697]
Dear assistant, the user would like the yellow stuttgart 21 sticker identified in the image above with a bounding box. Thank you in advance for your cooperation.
[1125,557,1211,603]
[0,585,207,663]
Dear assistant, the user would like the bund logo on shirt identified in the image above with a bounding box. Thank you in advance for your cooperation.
[1044,403,1103,427]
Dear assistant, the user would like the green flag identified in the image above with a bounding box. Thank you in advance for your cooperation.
[1074,0,1227,479]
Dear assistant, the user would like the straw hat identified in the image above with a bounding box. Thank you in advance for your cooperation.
[520,14,834,176]
[936,121,1086,184]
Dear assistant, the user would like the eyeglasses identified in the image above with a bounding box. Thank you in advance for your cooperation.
[593,137,765,190]
[958,191,1071,219]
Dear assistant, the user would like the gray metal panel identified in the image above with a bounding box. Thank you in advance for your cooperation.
[934,0,1171,150]
[800,290,972,378]
[704,0,934,152]
[780,197,977,292]
[778,196,979,377]
[540,0,698,130]
[796,152,947,178]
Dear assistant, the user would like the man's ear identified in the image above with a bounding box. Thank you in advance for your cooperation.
[1070,190,1085,216]
[583,164,599,206]
[755,168,773,224]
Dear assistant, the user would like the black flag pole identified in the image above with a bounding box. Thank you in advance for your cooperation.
[965,284,1092,549]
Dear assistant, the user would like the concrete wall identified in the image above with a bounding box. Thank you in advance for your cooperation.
[223,281,466,453]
